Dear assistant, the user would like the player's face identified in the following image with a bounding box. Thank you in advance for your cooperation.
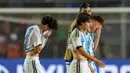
[82,20,92,31]
[41,24,49,31]
[91,20,102,33]
[81,7,92,15]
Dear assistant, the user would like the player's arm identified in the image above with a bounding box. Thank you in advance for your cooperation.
[29,30,43,56]
[35,31,52,53]
[35,31,52,54]
[30,30,51,55]
[72,37,105,68]
[93,15,104,51]
[77,47,105,68]
[33,37,45,54]
[41,31,51,48]
[94,28,101,51]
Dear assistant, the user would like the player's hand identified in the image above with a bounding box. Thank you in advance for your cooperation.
[44,31,52,38]
[88,59,92,63]
[95,60,106,68]
[94,28,101,39]
[95,28,101,35]
[90,68,95,73]
[88,64,95,73]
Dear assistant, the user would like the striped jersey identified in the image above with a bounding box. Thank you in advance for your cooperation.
[68,27,95,57]
[86,33,97,73]
[41,30,48,49]
[24,25,42,52]
[68,28,97,72]
[68,27,97,72]
[68,28,89,51]
[86,33,97,72]
[86,33,94,56]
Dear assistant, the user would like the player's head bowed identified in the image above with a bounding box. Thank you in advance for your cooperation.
[92,15,104,27]
[77,12,92,26]
[41,15,58,30]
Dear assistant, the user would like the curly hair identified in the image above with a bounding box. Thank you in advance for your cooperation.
[41,15,58,30]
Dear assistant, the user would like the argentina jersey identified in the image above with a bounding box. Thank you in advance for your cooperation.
[24,25,42,52]
[68,28,83,50]
[75,30,97,73]
[80,31,89,52]
[79,31,97,73]
[85,33,94,56]
[41,31,48,49]
[86,33,97,73]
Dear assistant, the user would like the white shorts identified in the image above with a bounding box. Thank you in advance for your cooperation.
[65,60,72,73]
[66,64,70,73]
[24,56,43,73]
[70,59,91,73]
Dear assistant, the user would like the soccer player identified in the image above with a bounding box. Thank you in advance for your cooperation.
[68,12,105,73]
[64,3,92,73]
[86,15,104,73]
[23,15,58,73]
[69,3,91,32]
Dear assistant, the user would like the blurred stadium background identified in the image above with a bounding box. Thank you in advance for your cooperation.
[0,0,130,73]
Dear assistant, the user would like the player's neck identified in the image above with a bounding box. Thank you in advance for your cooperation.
[77,26,85,32]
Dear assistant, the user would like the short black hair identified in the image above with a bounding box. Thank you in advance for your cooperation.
[80,3,90,11]
[41,15,58,30]
[77,12,92,26]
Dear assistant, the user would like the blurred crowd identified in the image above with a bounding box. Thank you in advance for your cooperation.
[0,21,28,58]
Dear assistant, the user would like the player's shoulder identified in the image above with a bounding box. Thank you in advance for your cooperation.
[29,25,39,31]
[27,25,35,29]
[27,25,40,34]
[32,25,39,29]
[70,28,79,37]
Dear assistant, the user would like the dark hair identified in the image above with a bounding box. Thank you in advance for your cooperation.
[77,12,92,26]
[80,3,90,12]
[41,15,58,30]
[92,15,104,27]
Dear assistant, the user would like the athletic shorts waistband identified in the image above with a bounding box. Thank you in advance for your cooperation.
[25,56,39,60]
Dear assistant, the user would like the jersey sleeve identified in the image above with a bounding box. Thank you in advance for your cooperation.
[41,31,49,49]
[71,37,82,50]
[67,38,73,50]
[33,28,42,47]
[68,28,83,50]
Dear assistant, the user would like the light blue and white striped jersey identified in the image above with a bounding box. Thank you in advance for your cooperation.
[68,28,97,73]
[41,31,48,49]
[85,33,94,56]
[24,25,42,52]
[68,28,89,51]
[86,33,97,73]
